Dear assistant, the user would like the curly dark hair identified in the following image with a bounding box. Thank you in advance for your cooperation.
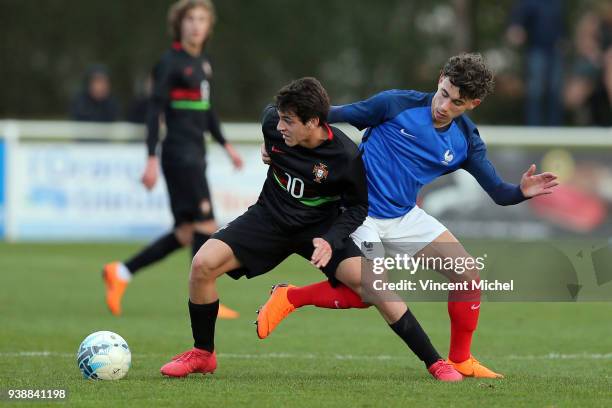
[440,53,495,100]
[275,77,330,125]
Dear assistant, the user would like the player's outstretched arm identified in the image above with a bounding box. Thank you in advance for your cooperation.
[519,164,559,198]
[461,130,559,206]
[463,143,559,205]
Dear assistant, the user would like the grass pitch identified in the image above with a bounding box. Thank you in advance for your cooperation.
[0,242,611,407]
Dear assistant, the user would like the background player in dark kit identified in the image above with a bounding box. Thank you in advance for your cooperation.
[159,77,462,382]
[102,0,242,319]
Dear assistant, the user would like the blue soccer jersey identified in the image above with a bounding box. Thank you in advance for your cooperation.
[328,90,526,219]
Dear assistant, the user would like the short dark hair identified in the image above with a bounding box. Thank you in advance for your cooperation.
[275,77,330,125]
[440,53,495,100]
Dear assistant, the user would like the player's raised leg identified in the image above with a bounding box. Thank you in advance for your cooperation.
[256,281,369,340]
[160,238,241,377]
[417,230,503,379]
[256,220,380,338]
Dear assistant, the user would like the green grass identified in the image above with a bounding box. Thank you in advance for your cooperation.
[0,242,611,407]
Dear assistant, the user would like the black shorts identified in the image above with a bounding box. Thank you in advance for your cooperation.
[212,203,361,282]
[162,161,214,226]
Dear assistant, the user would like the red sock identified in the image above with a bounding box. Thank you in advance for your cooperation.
[448,285,481,363]
[287,281,370,309]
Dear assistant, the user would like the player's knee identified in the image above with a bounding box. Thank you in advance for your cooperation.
[451,256,480,283]
[190,251,218,283]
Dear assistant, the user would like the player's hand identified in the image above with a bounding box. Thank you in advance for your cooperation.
[141,156,159,190]
[311,238,332,268]
[520,164,559,198]
[225,143,244,170]
[261,143,271,165]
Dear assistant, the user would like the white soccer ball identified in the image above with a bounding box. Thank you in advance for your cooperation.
[77,331,131,380]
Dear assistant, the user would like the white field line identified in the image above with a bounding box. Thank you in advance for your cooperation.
[1,351,611,360]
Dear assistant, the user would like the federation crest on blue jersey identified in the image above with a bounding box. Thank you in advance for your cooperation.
[441,149,454,166]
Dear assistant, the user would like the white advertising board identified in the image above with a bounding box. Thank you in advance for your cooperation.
[11,143,266,240]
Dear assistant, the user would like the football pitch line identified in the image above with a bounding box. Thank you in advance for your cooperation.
[2,351,612,360]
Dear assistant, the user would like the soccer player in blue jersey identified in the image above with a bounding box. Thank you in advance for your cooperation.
[257,53,558,378]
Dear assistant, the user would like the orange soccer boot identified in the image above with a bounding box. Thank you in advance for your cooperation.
[448,355,504,379]
[102,262,129,316]
[256,284,297,339]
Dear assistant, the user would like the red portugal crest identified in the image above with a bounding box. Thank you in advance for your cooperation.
[312,163,329,183]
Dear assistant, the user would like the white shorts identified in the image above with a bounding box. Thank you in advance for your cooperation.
[350,206,447,259]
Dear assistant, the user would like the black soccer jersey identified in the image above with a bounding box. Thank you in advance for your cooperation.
[259,105,368,250]
[146,42,226,164]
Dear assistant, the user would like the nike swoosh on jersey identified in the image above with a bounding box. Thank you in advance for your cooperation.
[271,146,286,154]
[399,128,417,139]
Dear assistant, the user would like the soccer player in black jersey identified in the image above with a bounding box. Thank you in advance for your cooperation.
[102,0,242,319]
[159,77,461,381]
